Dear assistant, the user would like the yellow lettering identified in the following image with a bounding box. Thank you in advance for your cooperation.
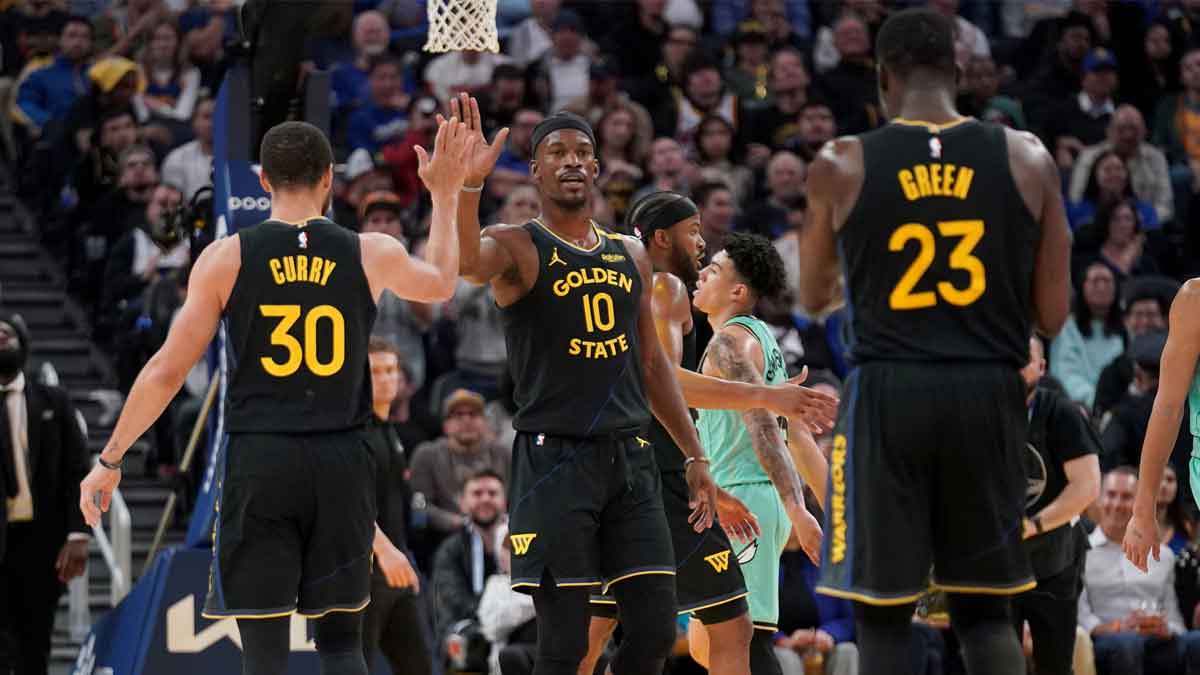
[606,269,618,286]
[282,256,297,282]
[943,164,957,198]
[620,274,632,294]
[269,259,285,285]
[309,257,324,285]
[831,434,848,564]
[913,165,932,198]
[320,259,336,286]
[296,255,308,282]
[953,166,974,199]
[898,170,919,201]
[930,164,943,196]
[569,334,630,359]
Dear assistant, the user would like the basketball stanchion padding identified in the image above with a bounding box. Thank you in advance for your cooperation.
[424,0,500,53]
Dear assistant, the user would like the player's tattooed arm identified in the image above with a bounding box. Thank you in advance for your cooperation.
[708,331,806,507]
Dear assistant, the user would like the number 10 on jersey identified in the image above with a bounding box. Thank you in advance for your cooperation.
[888,219,986,311]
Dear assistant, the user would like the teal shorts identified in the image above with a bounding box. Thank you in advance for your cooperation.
[725,481,790,631]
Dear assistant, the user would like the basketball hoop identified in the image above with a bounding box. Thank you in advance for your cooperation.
[423,0,500,54]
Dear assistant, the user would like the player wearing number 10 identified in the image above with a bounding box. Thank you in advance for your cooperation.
[78,118,477,675]
[798,8,1072,675]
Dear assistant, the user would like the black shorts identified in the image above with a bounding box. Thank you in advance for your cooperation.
[591,468,749,623]
[507,432,674,593]
[816,362,1034,606]
[203,429,376,619]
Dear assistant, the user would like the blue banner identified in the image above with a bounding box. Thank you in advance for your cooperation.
[72,549,322,675]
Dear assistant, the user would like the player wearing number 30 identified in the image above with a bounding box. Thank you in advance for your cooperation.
[78,118,477,675]
[797,8,1072,675]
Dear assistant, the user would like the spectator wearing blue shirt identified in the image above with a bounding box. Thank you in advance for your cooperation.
[347,56,410,155]
[14,16,93,134]
[711,0,811,43]
[331,10,391,115]
[487,107,542,205]
[494,108,541,176]
[775,529,859,675]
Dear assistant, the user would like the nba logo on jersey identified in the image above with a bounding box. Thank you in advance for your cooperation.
[929,137,942,158]
[298,232,308,249]
[536,433,545,446]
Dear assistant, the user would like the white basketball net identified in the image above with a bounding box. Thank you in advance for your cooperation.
[423,0,500,53]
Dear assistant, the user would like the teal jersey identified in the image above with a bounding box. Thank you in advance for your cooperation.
[697,315,789,487]
[1190,362,1200,457]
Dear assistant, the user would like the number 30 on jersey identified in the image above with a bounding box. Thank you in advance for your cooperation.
[888,219,986,310]
[259,304,346,377]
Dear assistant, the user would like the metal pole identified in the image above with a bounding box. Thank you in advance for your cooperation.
[142,374,221,575]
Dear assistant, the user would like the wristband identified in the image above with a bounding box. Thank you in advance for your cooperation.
[684,456,710,469]
[97,455,122,471]
[462,183,484,193]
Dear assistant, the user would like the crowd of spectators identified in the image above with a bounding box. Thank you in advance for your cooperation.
[8,0,1200,673]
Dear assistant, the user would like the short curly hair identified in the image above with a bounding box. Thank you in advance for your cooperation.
[723,232,787,300]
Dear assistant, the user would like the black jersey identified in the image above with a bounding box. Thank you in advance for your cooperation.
[224,218,376,432]
[839,119,1038,367]
[649,319,697,473]
[501,220,650,437]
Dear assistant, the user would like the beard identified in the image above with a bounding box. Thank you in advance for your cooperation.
[472,511,499,529]
[548,192,588,212]
[0,349,23,378]
[671,244,699,289]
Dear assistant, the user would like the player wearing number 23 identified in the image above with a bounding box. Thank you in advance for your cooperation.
[78,118,478,672]
[797,9,1072,675]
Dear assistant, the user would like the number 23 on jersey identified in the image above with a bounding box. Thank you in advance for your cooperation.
[888,219,986,311]
[259,304,346,377]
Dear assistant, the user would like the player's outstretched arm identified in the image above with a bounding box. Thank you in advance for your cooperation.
[364,116,474,302]
[797,139,858,316]
[707,328,821,563]
[650,271,837,428]
[445,93,517,286]
[1125,280,1200,571]
[80,236,237,527]
[631,239,716,531]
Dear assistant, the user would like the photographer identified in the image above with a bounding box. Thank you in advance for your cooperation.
[102,182,189,382]
[103,182,191,477]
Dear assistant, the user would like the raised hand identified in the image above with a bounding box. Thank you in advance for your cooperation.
[445,93,510,188]
[416,115,477,197]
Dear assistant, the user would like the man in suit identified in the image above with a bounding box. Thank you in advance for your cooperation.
[0,313,90,675]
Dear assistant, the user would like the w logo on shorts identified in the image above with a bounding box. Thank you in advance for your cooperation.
[510,533,537,555]
[704,550,732,573]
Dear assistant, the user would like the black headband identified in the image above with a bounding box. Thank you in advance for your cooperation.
[531,112,597,153]
[627,192,699,241]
